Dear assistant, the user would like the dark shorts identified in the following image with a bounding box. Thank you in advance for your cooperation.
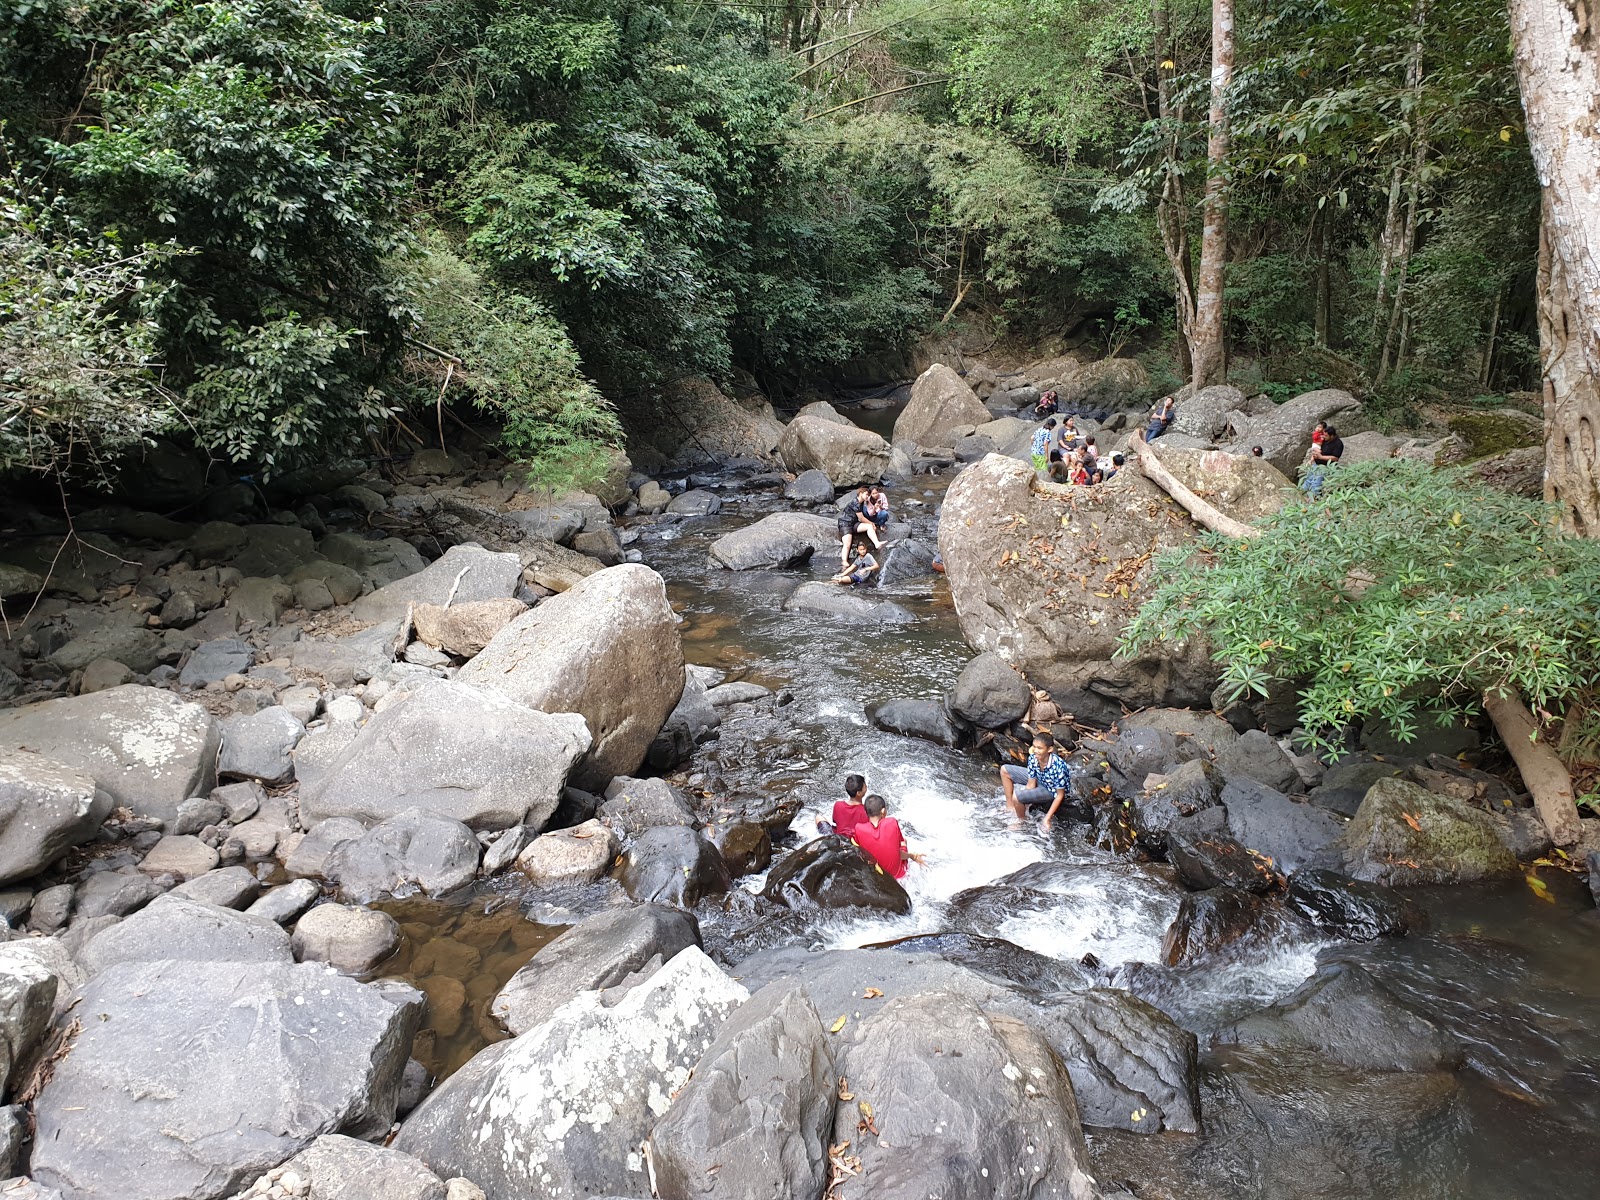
[837,516,855,536]
[849,569,872,585]
[1002,764,1059,808]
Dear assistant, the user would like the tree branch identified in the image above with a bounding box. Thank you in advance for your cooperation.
[1481,687,1581,848]
[1131,432,1263,540]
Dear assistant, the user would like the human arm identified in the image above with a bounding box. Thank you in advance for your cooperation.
[1040,789,1065,832]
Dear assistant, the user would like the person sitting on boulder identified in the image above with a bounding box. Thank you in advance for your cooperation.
[818,773,868,837]
[999,733,1072,833]
[852,793,924,879]
[1050,416,1077,464]
[1030,419,1057,472]
[1301,423,1344,496]
[1103,452,1125,481]
[866,486,892,534]
[837,486,882,568]
[1035,389,1059,419]
[831,541,879,587]
[1145,394,1176,440]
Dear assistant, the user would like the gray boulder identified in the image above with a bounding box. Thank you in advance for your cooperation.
[0,752,113,885]
[74,868,160,919]
[33,960,420,1200]
[458,564,683,790]
[667,488,722,516]
[49,624,164,675]
[598,776,696,836]
[1339,777,1518,885]
[782,582,914,625]
[323,809,482,903]
[300,680,590,832]
[283,817,366,880]
[219,706,305,785]
[291,903,402,974]
[233,1134,446,1200]
[515,819,618,887]
[615,826,731,906]
[351,543,522,625]
[650,982,835,1200]
[1134,760,1223,846]
[1222,387,1362,473]
[776,416,890,487]
[0,685,220,826]
[0,951,57,1094]
[171,866,262,910]
[138,833,220,880]
[410,598,527,658]
[947,652,1030,729]
[829,991,1104,1200]
[79,893,293,976]
[867,698,966,748]
[1220,778,1345,873]
[246,879,321,926]
[783,469,835,504]
[1216,728,1300,793]
[647,669,721,771]
[79,657,132,694]
[893,364,990,449]
[396,948,747,1200]
[490,905,701,1035]
[1171,384,1246,441]
[706,512,839,571]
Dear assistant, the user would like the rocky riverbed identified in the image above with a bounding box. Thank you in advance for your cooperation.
[0,358,1594,1200]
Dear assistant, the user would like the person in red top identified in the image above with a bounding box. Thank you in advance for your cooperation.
[817,774,866,837]
[852,794,924,879]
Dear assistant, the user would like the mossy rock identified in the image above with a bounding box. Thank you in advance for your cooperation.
[1446,410,1541,460]
[1338,777,1518,885]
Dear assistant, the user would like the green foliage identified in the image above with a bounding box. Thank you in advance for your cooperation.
[1120,460,1600,751]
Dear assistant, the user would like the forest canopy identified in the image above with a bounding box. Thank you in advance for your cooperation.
[0,0,1542,486]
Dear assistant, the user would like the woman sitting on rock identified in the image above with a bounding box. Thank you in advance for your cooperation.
[836,487,882,568]
[1034,389,1060,419]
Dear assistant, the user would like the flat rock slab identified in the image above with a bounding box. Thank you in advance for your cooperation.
[706,513,839,571]
[351,543,521,625]
[32,960,419,1200]
[79,892,292,977]
[0,751,112,886]
[0,685,220,826]
[782,582,914,625]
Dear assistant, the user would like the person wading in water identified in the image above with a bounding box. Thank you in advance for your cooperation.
[998,733,1072,832]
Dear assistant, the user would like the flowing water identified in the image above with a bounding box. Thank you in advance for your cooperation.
[388,465,1600,1198]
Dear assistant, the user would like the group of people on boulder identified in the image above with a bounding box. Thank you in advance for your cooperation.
[833,485,891,585]
[820,773,924,878]
[1031,417,1123,486]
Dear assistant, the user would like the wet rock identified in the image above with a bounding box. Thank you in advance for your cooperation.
[828,991,1101,1200]
[648,669,721,771]
[291,903,401,974]
[324,809,482,903]
[300,680,590,832]
[706,511,838,570]
[1493,807,1554,860]
[1161,887,1287,966]
[598,776,696,836]
[866,698,966,747]
[492,905,701,1035]
[1134,759,1223,847]
[1215,728,1300,793]
[410,597,527,658]
[79,892,292,976]
[458,564,683,789]
[0,952,57,1093]
[219,706,305,785]
[0,685,221,825]
[34,959,418,1199]
[351,543,522,625]
[0,752,113,885]
[615,825,732,906]
[776,416,890,487]
[1166,828,1277,892]
[138,833,220,881]
[1109,725,1181,785]
[783,581,914,625]
[234,1134,446,1200]
[874,932,1093,994]
[515,819,618,886]
[1220,778,1345,872]
[703,681,772,707]
[650,981,835,1200]
[666,488,722,517]
[172,866,262,910]
[246,878,321,926]
[892,363,991,449]
[762,837,911,915]
[783,469,835,504]
[947,651,1030,729]
[712,821,772,876]
[1218,962,1462,1073]
[1339,777,1518,885]
[1285,869,1413,941]
[399,947,747,1198]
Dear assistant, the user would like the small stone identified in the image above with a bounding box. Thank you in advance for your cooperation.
[137,835,219,882]
[290,902,401,974]
[79,658,134,695]
[516,820,617,886]
[246,878,321,926]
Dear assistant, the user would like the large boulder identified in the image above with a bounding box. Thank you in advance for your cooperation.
[598,776,696,835]
[458,564,683,789]
[867,697,967,748]
[776,416,891,487]
[350,543,522,625]
[938,454,1215,718]
[0,952,57,1094]
[1338,777,1519,885]
[1220,778,1345,873]
[649,982,836,1200]
[290,903,402,975]
[78,893,293,977]
[0,752,112,885]
[32,960,419,1200]
[615,826,732,906]
[0,685,220,826]
[233,1135,446,1200]
[409,597,526,658]
[300,680,591,832]
[782,582,914,625]
[1222,388,1363,474]
[218,706,305,786]
[1057,357,1150,410]
[762,837,911,915]
[491,905,701,1035]
[1285,869,1414,941]
[515,819,618,885]
[947,651,1030,729]
[706,513,838,575]
[828,991,1105,1200]
[1215,728,1301,792]
[892,364,990,449]
[623,375,785,471]
[1147,444,1294,525]
[1171,384,1246,441]
[323,809,482,903]
[396,948,748,1200]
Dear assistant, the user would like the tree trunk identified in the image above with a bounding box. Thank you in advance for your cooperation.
[1189,0,1234,389]
[1313,207,1331,350]
[1482,687,1582,847]
[1153,0,1198,374]
[1132,432,1262,540]
[1509,0,1600,536]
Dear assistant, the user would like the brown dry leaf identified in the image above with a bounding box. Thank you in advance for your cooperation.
[1401,812,1423,832]
[570,831,593,840]
[862,987,883,999]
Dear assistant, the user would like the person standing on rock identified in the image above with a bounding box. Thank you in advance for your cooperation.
[818,773,868,837]
[1031,419,1056,472]
[852,794,924,879]
[999,733,1072,833]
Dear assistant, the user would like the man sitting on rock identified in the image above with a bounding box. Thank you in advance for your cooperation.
[999,733,1072,833]
[818,773,868,837]
[1301,423,1345,496]
[1145,394,1176,440]
[852,794,924,879]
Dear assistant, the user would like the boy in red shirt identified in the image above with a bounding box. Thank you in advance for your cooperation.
[818,774,867,837]
[852,794,924,879]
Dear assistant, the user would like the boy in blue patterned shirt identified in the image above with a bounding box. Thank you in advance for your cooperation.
[1000,733,1072,832]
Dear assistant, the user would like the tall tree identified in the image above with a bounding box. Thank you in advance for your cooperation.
[1509,0,1600,536]
[1189,0,1234,387]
